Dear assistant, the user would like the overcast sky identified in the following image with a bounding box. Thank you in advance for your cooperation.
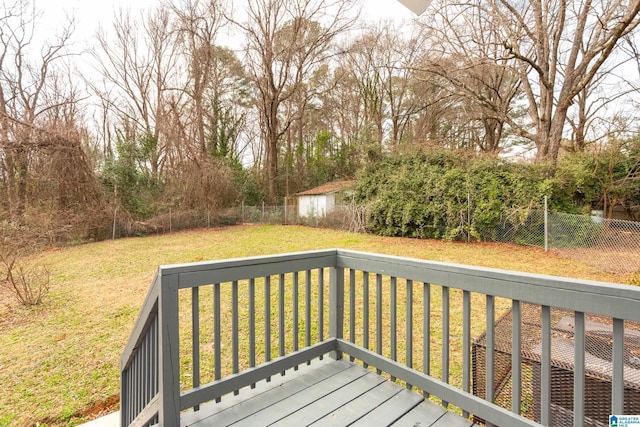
[38,0,418,48]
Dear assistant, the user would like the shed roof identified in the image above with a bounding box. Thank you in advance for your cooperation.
[296,180,354,196]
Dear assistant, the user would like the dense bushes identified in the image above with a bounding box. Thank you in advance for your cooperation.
[355,147,553,240]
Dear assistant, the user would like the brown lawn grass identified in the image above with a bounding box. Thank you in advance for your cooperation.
[0,224,629,426]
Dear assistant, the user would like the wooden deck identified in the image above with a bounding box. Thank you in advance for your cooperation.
[126,250,625,426]
[180,358,476,427]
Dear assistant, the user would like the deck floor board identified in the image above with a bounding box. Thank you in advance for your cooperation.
[350,388,424,426]
[182,358,475,427]
[308,380,405,426]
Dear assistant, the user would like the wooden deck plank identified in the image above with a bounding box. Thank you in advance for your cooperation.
[183,358,351,426]
[308,380,405,426]
[230,363,370,426]
[391,399,448,426]
[433,411,477,426]
[350,388,424,426]
[268,368,386,426]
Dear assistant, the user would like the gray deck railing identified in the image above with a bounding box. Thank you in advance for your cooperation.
[120,249,640,427]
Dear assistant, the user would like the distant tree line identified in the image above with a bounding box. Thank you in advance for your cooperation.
[0,0,639,245]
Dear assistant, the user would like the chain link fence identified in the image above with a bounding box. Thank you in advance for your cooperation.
[108,202,638,275]
[496,208,640,275]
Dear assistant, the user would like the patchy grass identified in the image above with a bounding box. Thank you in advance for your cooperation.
[0,225,627,426]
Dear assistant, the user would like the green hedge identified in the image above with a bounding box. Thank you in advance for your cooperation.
[355,148,553,241]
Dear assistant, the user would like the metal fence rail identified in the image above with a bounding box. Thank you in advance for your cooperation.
[121,249,640,427]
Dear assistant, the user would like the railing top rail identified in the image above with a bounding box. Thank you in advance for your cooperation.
[335,249,640,321]
[158,249,338,289]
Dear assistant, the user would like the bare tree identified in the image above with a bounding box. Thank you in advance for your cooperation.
[475,0,640,164]
[0,0,80,220]
[419,2,522,154]
[344,29,386,146]
[91,5,180,176]
[169,0,227,157]
[236,0,357,203]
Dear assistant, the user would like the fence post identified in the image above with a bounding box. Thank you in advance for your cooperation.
[467,193,471,243]
[112,206,117,240]
[544,196,548,251]
[112,184,118,239]
[284,197,287,225]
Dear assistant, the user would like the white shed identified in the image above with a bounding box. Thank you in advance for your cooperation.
[296,181,354,218]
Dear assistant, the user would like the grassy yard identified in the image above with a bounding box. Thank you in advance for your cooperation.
[0,224,628,426]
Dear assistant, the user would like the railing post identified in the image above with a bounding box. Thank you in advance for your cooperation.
[159,272,180,426]
[330,265,344,360]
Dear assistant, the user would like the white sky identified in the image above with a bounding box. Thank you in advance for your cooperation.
[37,0,418,47]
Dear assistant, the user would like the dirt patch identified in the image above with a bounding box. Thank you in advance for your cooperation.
[34,394,119,426]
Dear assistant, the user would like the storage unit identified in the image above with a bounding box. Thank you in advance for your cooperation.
[472,303,640,426]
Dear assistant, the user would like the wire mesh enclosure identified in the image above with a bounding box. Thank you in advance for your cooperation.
[473,303,640,427]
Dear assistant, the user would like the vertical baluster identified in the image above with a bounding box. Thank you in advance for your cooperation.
[143,329,148,409]
[442,285,450,408]
[376,273,383,375]
[462,290,471,418]
[147,330,152,405]
[141,348,146,417]
[612,318,625,416]
[128,356,133,421]
[305,270,311,346]
[134,351,139,418]
[249,279,256,368]
[349,269,356,351]
[130,355,135,419]
[541,305,551,426]
[140,331,146,412]
[279,273,286,375]
[214,283,221,386]
[129,358,134,421]
[485,295,495,427]
[130,352,135,420]
[363,271,369,369]
[153,317,158,396]
[574,311,585,427]
[265,276,271,372]
[293,272,299,354]
[148,319,153,403]
[306,270,312,364]
[279,273,285,360]
[148,326,153,403]
[192,287,200,410]
[511,300,521,417]
[406,279,413,390]
[249,278,256,388]
[232,281,239,377]
[318,268,325,343]
[390,276,397,382]
[423,282,431,398]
